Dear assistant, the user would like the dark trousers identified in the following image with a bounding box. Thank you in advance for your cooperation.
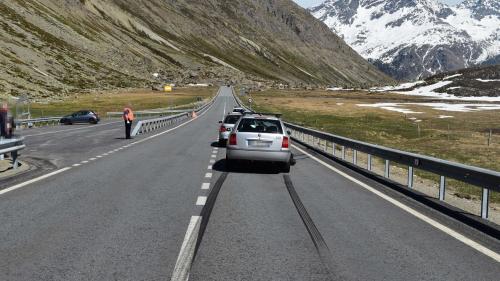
[125,120,133,139]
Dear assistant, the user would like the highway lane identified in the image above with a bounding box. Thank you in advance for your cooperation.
[0,88,229,280]
[0,86,498,280]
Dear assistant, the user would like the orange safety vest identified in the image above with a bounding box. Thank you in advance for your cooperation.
[123,107,135,121]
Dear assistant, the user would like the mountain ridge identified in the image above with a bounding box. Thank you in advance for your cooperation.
[310,0,500,80]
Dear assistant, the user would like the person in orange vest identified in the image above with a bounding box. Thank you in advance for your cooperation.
[123,106,135,139]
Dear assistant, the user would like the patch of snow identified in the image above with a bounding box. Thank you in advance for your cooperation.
[357,102,500,113]
[438,115,454,119]
[443,74,462,80]
[357,103,423,114]
[326,87,354,91]
[371,81,425,92]
[447,86,462,90]
[396,81,500,101]
[476,79,500,82]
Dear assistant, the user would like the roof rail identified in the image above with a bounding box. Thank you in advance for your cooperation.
[243,111,282,118]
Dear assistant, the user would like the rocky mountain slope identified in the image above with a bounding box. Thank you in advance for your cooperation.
[0,0,392,99]
[310,0,500,80]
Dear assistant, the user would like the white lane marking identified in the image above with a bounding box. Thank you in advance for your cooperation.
[21,121,122,138]
[72,164,81,167]
[211,154,216,158]
[89,158,97,161]
[201,183,210,190]
[81,160,89,164]
[0,168,71,195]
[205,172,212,178]
[292,145,500,263]
[170,216,201,281]
[196,196,207,206]
[96,156,103,158]
[207,165,212,170]
[209,159,215,164]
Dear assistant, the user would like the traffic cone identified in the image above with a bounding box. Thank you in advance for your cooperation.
[192,111,197,118]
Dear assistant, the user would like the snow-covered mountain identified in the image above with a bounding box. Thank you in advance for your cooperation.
[310,0,500,80]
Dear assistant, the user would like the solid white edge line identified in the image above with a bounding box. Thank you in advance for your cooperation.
[292,144,500,263]
[196,196,207,206]
[0,168,72,195]
[21,121,123,138]
[170,216,201,281]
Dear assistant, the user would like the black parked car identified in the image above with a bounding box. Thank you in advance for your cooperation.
[60,110,100,125]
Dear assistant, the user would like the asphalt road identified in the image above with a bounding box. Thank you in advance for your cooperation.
[0,87,498,281]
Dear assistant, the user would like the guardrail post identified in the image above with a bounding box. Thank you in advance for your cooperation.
[353,150,357,165]
[384,160,390,178]
[332,143,336,157]
[367,154,372,171]
[323,140,327,152]
[481,188,489,219]
[408,166,414,188]
[439,176,446,201]
[341,146,346,160]
[11,150,19,169]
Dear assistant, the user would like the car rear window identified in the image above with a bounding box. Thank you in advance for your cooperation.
[237,118,283,134]
[224,115,241,124]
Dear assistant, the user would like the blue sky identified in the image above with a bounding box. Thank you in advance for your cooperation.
[294,0,463,8]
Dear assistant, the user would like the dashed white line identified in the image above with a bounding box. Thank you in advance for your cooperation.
[201,183,210,190]
[0,168,72,195]
[207,165,212,170]
[292,144,500,263]
[96,156,103,158]
[72,164,81,167]
[170,216,201,281]
[81,161,89,164]
[89,158,97,161]
[196,196,207,206]
[211,154,217,158]
[209,159,215,164]
[205,172,212,178]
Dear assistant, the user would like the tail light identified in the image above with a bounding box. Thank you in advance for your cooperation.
[282,136,289,148]
[219,126,226,132]
[229,133,237,145]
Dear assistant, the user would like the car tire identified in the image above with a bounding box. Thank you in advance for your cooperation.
[282,161,291,173]
[90,118,98,124]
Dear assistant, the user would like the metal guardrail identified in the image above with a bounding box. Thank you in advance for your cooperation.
[131,112,190,136]
[106,109,193,119]
[0,137,25,170]
[131,93,217,137]
[15,117,61,129]
[233,89,500,220]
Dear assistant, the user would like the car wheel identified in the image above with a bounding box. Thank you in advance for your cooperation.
[90,118,98,124]
[282,161,291,173]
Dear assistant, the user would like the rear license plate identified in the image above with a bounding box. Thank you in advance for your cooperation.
[248,140,272,147]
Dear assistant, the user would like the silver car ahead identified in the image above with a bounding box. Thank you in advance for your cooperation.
[218,112,242,146]
[226,114,292,172]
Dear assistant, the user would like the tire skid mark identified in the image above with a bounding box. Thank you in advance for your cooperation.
[283,174,343,281]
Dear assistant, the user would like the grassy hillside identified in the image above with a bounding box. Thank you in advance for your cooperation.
[0,0,393,100]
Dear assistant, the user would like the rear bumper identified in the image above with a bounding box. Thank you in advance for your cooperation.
[226,148,291,162]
